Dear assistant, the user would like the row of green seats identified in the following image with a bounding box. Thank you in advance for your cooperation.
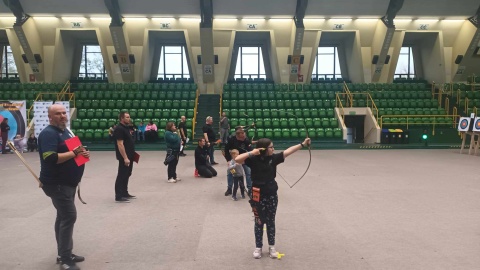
[77,108,195,120]
[378,108,446,116]
[224,83,343,92]
[223,90,338,100]
[223,99,337,110]
[76,99,196,110]
[71,118,193,130]
[242,127,342,139]
[374,99,438,108]
[75,90,196,100]
[71,128,193,142]
[458,99,480,108]
[458,91,480,99]
[223,108,335,119]
[77,82,197,91]
[0,83,64,91]
[347,83,427,91]
[369,91,431,99]
[382,117,454,125]
[230,117,338,129]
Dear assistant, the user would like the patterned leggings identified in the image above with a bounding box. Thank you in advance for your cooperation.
[254,194,278,248]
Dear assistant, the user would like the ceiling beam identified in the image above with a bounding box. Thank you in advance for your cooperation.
[294,0,308,28]
[468,4,480,28]
[200,0,213,28]
[2,0,29,25]
[104,0,123,26]
[381,0,404,28]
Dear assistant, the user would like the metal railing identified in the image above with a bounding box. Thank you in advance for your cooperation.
[191,89,199,139]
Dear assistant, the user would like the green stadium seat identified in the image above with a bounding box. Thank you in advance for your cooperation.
[94,109,103,119]
[281,128,290,138]
[273,128,282,139]
[325,128,334,138]
[333,128,342,138]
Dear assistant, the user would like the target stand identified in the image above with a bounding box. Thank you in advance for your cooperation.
[459,116,480,155]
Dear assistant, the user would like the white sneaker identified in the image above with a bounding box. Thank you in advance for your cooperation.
[269,246,278,258]
[174,178,181,181]
[253,248,262,259]
[167,179,177,183]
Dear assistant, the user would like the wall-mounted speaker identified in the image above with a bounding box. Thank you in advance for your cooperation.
[129,54,135,64]
[385,55,391,64]
[34,54,42,63]
[197,55,218,64]
[112,54,118,63]
[458,117,472,132]
[455,55,463,64]
[21,54,28,63]
[287,55,304,64]
[372,55,379,64]
[473,117,480,132]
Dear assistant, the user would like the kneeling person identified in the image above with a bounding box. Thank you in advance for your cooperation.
[195,138,217,178]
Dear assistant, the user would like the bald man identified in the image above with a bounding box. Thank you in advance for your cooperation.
[38,104,89,270]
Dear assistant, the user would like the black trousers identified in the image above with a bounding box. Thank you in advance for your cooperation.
[115,160,133,198]
[42,184,77,260]
[196,164,217,178]
[254,194,278,248]
[167,152,179,179]
[27,142,37,152]
[1,133,8,153]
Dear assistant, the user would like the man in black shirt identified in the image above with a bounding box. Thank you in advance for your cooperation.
[202,116,218,165]
[114,111,136,203]
[1,117,10,154]
[38,104,90,270]
[195,138,217,178]
[224,126,252,195]
[178,115,187,156]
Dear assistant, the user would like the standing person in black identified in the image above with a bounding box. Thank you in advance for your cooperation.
[1,118,10,154]
[178,115,187,157]
[202,116,218,165]
[235,137,311,259]
[114,111,136,203]
[38,104,90,270]
[195,138,217,178]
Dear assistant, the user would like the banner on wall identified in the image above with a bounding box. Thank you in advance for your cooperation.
[33,101,70,138]
[0,100,27,141]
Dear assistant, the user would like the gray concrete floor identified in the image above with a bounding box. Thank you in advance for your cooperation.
[0,149,479,270]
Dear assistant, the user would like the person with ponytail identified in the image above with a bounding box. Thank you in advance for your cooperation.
[235,137,311,259]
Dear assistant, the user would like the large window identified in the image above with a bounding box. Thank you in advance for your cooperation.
[312,47,342,80]
[79,45,106,79]
[394,47,415,79]
[157,46,190,80]
[1,45,18,78]
[234,47,265,80]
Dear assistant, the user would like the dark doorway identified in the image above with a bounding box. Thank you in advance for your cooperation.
[344,115,365,143]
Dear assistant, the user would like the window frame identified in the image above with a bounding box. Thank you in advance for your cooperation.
[157,45,191,80]
[78,44,107,80]
[234,46,266,80]
[311,46,342,80]
[394,46,416,79]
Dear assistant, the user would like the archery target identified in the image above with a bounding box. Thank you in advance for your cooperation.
[473,117,480,132]
[457,117,471,132]
[0,100,27,140]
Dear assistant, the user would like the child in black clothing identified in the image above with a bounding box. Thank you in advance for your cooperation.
[27,133,38,152]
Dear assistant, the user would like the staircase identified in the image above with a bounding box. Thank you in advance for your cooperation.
[194,94,221,139]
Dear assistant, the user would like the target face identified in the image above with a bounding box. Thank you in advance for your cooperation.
[473,117,480,132]
[458,117,471,132]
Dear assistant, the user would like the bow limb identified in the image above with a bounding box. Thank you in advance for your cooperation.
[77,182,87,204]
[275,111,312,188]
